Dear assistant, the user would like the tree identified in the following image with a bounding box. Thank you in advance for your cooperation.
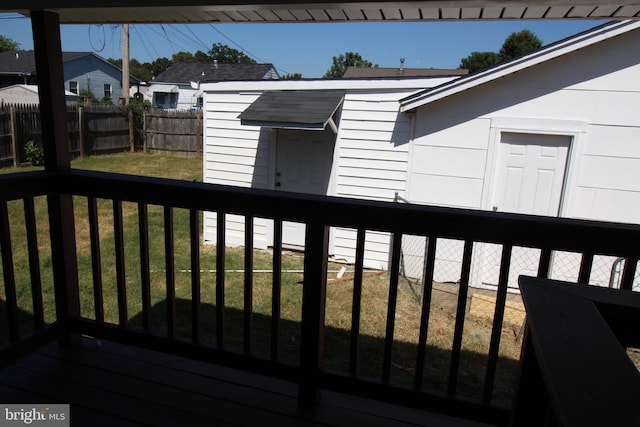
[323,52,376,79]
[459,51,502,73]
[499,29,542,61]
[282,73,303,80]
[459,29,542,73]
[0,35,19,52]
[208,43,256,64]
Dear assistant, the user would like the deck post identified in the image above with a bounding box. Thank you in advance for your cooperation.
[31,10,81,345]
[298,221,329,408]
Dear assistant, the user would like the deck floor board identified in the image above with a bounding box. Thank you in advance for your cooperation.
[0,338,493,427]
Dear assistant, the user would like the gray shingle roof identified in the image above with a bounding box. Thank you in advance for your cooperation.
[153,62,279,83]
[342,67,469,79]
[0,51,92,74]
[239,90,345,129]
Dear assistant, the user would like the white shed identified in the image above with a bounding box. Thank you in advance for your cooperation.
[202,76,460,268]
[399,20,640,289]
[203,20,640,290]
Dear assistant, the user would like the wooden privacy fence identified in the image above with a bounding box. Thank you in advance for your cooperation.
[0,104,132,166]
[143,109,202,157]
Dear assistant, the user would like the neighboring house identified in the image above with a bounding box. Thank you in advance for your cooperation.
[149,62,280,110]
[201,20,640,291]
[0,50,141,104]
[0,84,78,105]
[343,66,468,78]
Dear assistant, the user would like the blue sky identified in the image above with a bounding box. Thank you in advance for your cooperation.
[1,13,605,78]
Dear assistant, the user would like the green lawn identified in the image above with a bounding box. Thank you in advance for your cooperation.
[0,153,521,405]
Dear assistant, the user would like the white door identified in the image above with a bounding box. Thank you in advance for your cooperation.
[481,132,571,288]
[275,129,335,249]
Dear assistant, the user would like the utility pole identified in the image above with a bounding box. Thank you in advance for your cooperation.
[122,23,130,105]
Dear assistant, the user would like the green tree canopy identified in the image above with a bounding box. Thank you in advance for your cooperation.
[499,29,542,61]
[0,35,19,52]
[282,73,303,80]
[459,29,543,73]
[323,52,376,79]
[208,43,256,64]
[459,51,502,73]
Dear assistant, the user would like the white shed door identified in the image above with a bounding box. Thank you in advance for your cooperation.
[492,132,570,216]
[482,132,571,288]
[276,129,335,249]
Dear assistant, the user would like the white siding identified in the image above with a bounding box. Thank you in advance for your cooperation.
[331,90,418,268]
[405,27,640,286]
[203,91,271,248]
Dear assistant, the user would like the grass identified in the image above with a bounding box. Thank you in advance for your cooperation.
[0,153,522,406]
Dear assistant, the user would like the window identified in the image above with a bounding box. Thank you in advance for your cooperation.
[153,92,178,109]
[69,81,78,94]
[103,84,112,100]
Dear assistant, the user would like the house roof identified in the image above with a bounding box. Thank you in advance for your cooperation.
[152,62,279,83]
[0,84,77,97]
[400,19,640,112]
[238,90,345,130]
[4,2,640,23]
[0,50,141,83]
[0,51,91,75]
[342,67,469,79]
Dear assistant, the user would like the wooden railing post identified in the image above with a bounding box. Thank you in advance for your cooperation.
[31,10,80,345]
[298,221,329,408]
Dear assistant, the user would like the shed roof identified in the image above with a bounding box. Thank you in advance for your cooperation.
[153,62,279,84]
[342,67,468,79]
[238,90,345,130]
[400,19,640,112]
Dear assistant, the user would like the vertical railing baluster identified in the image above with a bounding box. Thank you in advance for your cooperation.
[164,207,176,337]
[483,244,513,404]
[243,216,254,354]
[0,200,19,342]
[190,209,201,343]
[216,212,226,349]
[537,248,552,278]
[349,228,366,376]
[382,231,402,383]
[87,196,104,323]
[620,256,638,291]
[24,197,44,330]
[138,202,151,333]
[448,239,474,396]
[113,200,127,327]
[298,221,329,407]
[578,252,594,284]
[414,236,437,389]
[271,219,283,360]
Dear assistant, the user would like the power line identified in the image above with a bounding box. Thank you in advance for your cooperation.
[207,24,292,75]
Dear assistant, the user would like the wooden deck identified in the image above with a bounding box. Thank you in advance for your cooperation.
[0,337,494,427]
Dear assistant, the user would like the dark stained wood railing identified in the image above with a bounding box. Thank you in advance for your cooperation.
[2,169,640,426]
[513,276,640,426]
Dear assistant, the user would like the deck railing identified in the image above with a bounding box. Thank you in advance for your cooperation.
[2,169,640,426]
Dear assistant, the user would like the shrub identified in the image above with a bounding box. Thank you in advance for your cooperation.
[24,139,44,166]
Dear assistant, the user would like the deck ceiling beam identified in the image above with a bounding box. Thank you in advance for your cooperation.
[3,1,640,23]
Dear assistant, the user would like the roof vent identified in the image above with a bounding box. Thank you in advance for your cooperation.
[15,53,19,59]
[213,59,218,69]
[400,58,405,73]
